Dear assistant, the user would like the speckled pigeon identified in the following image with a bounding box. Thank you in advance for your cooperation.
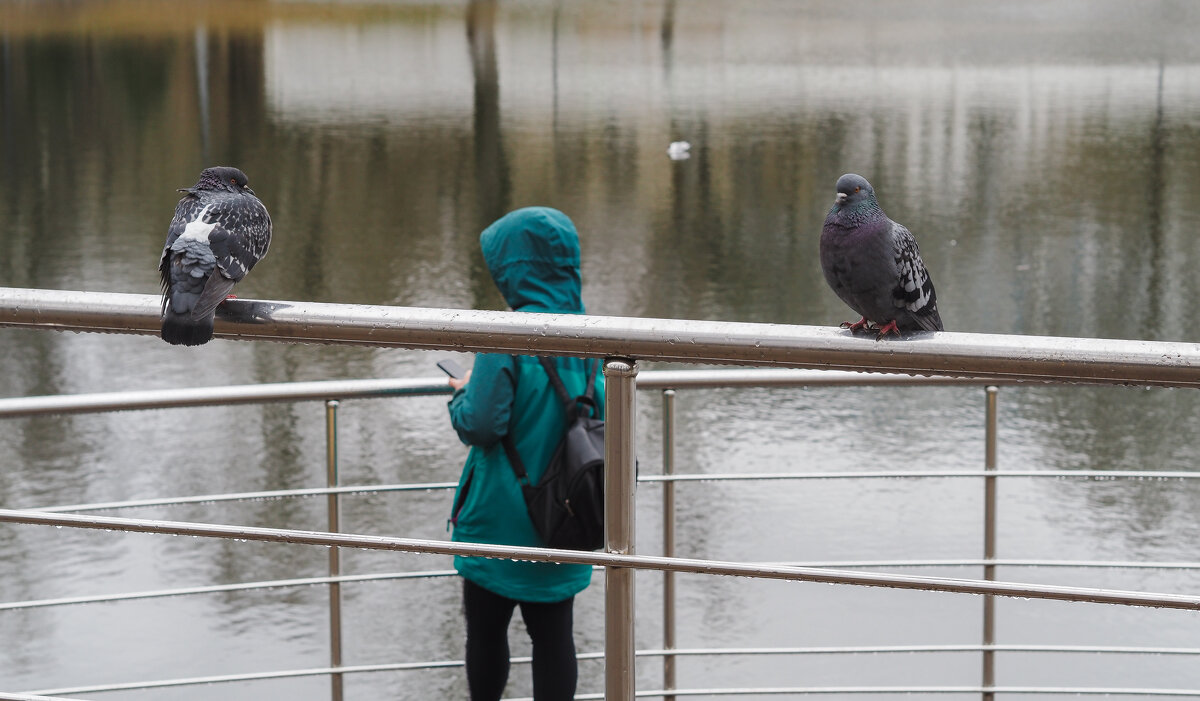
[819,173,943,338]
[158,166,272,346]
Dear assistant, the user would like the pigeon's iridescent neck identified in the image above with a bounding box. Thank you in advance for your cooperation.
[828,198,883,228]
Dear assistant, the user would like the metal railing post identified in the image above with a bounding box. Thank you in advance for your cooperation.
[662,389,677,701]
[982,386,999,701]
[605,358,638,701]
[325,399,344,701]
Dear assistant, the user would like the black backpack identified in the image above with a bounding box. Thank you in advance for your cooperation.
[502,357,605,551]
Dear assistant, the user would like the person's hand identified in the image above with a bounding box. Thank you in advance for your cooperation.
[448,370,471,391]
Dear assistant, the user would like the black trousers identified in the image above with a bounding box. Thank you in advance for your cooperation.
[462,578,578,701]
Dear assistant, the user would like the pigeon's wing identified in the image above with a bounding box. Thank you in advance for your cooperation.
[189,196,273,321]
[889,221,943,331]
[189,269,237,324]
[210,195,272,283]
[159,195,204,300]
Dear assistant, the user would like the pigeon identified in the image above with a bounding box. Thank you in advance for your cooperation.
[819,173,943,338]
[158,166,272,346]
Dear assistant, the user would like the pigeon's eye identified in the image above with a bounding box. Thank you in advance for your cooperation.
[854,186,861,193]
[231,178,238,185]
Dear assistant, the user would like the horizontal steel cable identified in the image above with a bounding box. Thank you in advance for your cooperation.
[0,508,1197,611]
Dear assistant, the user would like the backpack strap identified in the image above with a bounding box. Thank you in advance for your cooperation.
[503,357,599,487]
[537,356,573,407]
[501,355,533,486]
[501,434,530,486]
[537,356,598,420]
[582,359,598,402]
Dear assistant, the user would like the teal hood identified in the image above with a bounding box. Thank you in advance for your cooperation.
[480,207,584,314]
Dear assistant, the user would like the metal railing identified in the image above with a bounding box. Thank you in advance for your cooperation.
[4,375,1200,698]
[3,287,1200,699]
[4,286,1200,385]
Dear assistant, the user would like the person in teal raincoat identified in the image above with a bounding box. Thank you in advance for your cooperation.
[447,207,604,701]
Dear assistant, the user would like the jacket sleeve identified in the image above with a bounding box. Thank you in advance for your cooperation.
[447,353,515,447]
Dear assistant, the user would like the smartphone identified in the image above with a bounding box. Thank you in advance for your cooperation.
[437,358,466,379]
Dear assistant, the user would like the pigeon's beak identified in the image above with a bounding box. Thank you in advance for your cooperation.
[836,192,848,206]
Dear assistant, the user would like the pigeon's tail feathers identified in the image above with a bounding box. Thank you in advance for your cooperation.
[160,282,222,346]
[910,306,944,333]
[160,310,215,346]
[159,272,235,346]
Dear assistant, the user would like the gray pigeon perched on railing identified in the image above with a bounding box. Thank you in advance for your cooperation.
[158,166,272,346]
[819,173,943,338]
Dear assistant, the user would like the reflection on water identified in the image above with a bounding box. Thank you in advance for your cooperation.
[3,0,1200,698]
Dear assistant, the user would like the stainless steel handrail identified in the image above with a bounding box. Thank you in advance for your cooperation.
[1,509,1197,611]
[643,645,1200,656]
[4,461,1199,696]
[19,469,1200,514]
[15,548,1200,605]
[4,556,1195,612]
[3,287,1200,385]
[768,558,1200,569]
[661,389,678,701]
[0,369,1006,419]
[0,571,460,611]
[0,377,452,418]
[4,375,1198,697]
[640,469,1200,481]
[30,482,460,513]
[605,359,639,699]
[566,686,1200,698]
[982,385,999,701]
[5,286,1200,700]
[19,647,1200,698]
[0,692,88,701]
[325,400,343,701]
[24,661,467,697]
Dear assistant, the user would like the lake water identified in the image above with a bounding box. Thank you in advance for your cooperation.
[2,1,1200,699]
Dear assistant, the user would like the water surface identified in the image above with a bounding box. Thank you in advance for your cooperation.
[3,1,1200,699]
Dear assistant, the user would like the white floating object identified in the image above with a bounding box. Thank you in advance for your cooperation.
[667,141,691,160]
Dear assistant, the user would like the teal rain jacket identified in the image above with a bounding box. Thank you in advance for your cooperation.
[447,207,604,603]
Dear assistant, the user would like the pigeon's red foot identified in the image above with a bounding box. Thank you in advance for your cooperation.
[875,320,901,340]
[840,317,873,333]
[219,295,238,306]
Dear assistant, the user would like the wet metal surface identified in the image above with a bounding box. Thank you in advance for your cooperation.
[3,287,1200,386]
